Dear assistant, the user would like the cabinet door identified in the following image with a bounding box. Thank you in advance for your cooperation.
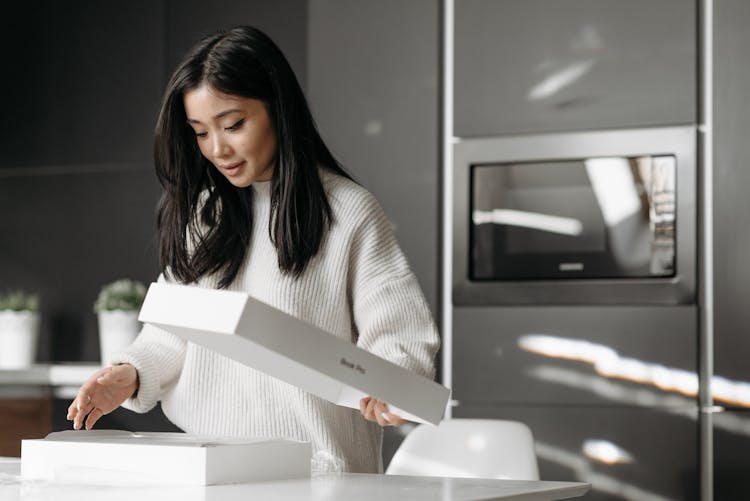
[455,404,699,501]
[714,410,750,500]
[713,3,750,499]
[454,0,696,137]
[452,305,697,406]
[0,396,52,457]
[713,0,750,408]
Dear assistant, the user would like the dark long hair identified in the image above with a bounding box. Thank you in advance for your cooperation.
[154,26,351,288]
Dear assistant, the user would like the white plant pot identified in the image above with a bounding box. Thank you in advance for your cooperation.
[98,310,140,364]
[0,311,40,369]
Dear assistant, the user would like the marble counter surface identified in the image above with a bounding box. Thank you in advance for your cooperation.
[0,458,589,501]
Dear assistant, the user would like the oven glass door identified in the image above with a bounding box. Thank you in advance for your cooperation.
[470,155,676,280]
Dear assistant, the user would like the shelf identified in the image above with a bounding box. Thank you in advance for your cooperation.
[0,364,102,399]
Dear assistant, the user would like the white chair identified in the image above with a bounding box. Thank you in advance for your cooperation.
[385,418,540,480]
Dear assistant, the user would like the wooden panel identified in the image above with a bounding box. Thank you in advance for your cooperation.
[0,397,53,457]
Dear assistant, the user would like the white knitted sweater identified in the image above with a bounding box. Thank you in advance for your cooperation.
[110,169,440,473]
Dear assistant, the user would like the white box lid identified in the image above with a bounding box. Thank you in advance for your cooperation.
[138,282,450,424]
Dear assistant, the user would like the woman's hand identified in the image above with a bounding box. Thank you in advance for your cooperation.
[67,364,139,430]
[359,396,408,427]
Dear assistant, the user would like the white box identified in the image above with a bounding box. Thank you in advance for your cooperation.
[21,430,311,485]
[139,282,450,425]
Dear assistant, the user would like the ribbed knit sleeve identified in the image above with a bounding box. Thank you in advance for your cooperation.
[347,192,439,380]
[108,274,187,413]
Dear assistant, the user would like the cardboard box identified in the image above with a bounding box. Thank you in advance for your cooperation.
[21,430,311,485]
[139,282,450,425]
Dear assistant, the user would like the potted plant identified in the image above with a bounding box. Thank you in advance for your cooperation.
[94,279,147,364]
[0,290,40,369]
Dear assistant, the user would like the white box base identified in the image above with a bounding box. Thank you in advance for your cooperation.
[21,430,311,485]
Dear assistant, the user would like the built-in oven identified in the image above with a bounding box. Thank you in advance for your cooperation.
[453,126,696,305]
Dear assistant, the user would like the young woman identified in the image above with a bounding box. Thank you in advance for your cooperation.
[67,26,439,474]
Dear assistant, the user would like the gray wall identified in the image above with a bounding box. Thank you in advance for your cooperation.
[307,0,440,317]
[0,1,308,363]
[0,2,166,362]
[164,0,307,89]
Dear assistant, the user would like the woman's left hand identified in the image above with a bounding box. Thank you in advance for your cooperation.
[359,396,408,427]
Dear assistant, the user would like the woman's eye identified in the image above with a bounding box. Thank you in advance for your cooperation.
[194,131,208,138]
[225,119,245,131]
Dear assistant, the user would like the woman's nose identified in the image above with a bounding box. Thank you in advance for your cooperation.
[211,135,231,158]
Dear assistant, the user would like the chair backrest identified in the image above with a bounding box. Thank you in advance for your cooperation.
[385,418,540,480]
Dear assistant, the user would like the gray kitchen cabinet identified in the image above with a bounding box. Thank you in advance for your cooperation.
[713,0,750,392]
[454,0,696,137]
[714,410,750,501]
[712,1,750,499]
[455,404,699,501]
[452,305,697,406]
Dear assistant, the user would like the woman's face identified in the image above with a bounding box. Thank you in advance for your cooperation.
[184,84,277,188]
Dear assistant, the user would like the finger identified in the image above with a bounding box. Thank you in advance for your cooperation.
[73,397,94,430]
[373,401,391,427]
[373,400,407,426]
[359,397,370,416]
[68,390,88,421]
[85,408,104,430]
[69,385,92,421]
[68,367,108,424]
[364,397,378,421]
[67,400,78,420]
[385,413,407,427]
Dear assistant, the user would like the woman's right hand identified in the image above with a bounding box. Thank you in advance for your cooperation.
[67,364,139,430]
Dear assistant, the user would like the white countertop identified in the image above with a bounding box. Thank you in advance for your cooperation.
[0,458,589,501]
[0,364,101,398]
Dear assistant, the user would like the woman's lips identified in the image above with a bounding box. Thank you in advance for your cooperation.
[221,160,245,176]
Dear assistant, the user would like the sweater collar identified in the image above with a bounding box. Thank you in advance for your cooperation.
[251,180,272,199]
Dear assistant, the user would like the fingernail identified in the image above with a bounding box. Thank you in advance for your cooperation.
[97,377,105,383]
[381,412,392,422]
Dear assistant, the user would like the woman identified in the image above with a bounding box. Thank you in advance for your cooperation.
[67,26,438,474]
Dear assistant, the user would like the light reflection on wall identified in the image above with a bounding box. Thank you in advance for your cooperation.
[528,365,696,412]
[527,59,597,101]
[536,441,674,501]
[518,334,750,408]
[582,439,634,465]
[527,26,603,101]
